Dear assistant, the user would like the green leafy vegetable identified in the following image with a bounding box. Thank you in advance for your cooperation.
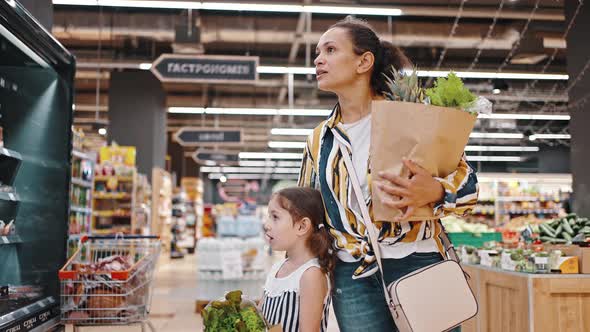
[425,72,476,109]
[203,290,266,332]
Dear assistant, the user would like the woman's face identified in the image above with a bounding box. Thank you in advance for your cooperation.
[314,27,363,93]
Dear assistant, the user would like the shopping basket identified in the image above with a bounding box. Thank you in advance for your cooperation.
[59,235,161,326]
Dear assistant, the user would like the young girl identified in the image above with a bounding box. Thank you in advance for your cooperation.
[261,187,334,332]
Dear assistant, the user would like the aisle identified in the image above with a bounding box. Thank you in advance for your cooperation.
[149,255,340,332]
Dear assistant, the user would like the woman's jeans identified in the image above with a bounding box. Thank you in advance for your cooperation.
[332,252,461,332]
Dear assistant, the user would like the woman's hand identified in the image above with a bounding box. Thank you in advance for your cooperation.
[376,158,444,222]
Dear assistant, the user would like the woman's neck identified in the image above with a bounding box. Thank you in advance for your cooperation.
[336,83,378,124]
[286,240,315,266]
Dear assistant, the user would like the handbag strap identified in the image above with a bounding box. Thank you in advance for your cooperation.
[332,129,460,308]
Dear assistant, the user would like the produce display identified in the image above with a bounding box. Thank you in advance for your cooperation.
[203,290,266,332]
[441,216,495,233]
[539,213,590,244]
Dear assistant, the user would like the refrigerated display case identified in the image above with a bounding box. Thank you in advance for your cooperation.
[0,1,76,330]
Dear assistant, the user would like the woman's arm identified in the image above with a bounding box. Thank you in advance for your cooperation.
[376,155,478,221]
[298,135,316,188]
[299,267,328,332]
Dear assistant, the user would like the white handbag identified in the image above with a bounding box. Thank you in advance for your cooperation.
[334,135,478,332]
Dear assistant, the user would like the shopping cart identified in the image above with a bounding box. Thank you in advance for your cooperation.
[59,235,161,331]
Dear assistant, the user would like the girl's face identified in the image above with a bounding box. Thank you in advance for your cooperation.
[264,196,301,252]
[314,27,363,93]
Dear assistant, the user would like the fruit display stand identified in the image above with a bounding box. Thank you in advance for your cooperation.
[151,168,172,254]
[462,264,590,332]
[471,173,571,227]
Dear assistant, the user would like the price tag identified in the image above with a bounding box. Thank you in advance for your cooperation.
[221,250,243,280]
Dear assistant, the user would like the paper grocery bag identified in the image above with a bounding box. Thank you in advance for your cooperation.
[268,325,283,332]
[370,100,477,222]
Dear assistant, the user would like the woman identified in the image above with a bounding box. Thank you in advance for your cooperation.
[298,17,478,331]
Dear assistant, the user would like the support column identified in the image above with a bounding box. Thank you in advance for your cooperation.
[109,71,166,179]
[565,0,590,215]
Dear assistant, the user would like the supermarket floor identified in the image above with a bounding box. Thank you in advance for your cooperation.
[148,254,341,332]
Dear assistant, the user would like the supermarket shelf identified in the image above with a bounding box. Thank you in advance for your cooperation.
[94,175,134,182]
[93,210,132,218]
[93,192,132,200]
[471,211,495,215]
[501,209,561,215]
[91,227,131,235]
[72,150,92,160]
[497,196,562,202]
[70,205,92,214]
[0,147,22,187]
[67,233,86,240]
[0,234,22,246]
[71,177,93,188]
[0,191,19,203]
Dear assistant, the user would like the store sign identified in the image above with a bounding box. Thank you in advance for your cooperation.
[174,127,243,147]
[193,149,239,165]
[151,54,259,84]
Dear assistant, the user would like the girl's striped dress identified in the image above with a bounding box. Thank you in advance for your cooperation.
[261,258,331,332]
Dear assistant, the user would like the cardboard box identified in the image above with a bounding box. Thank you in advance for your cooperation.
[546,244,590,274]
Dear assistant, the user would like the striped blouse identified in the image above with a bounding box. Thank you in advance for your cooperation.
[298,103,479,279]
[261,258,331,332]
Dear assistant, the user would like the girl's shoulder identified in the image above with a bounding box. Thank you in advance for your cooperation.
[264,258,324,296]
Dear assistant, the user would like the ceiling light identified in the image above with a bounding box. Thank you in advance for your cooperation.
[208,173,299,180]
[199,166,301,174]
[167,107,330,117]
[268,141,307,149]
[478,114,570,121]
[257,66,316,75]
[201,2,302,13]
[239,152,303,160]
[470,132,525,139]
[98,128,107,136]
[219,175,227,183]
[271,128,314,136]
[139,63,152,70]
[415,70,568,80]
[465,145,539,152]
[278,109,332,116]
[303,5,402,16]
[53,0,203,9]
[492,89,501,95]
[168,107,205,114]
[238,160,301,167]
[529,134,571,141]
[466,156,523,162]
[205,108,277,115]
[53,1,402,16]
